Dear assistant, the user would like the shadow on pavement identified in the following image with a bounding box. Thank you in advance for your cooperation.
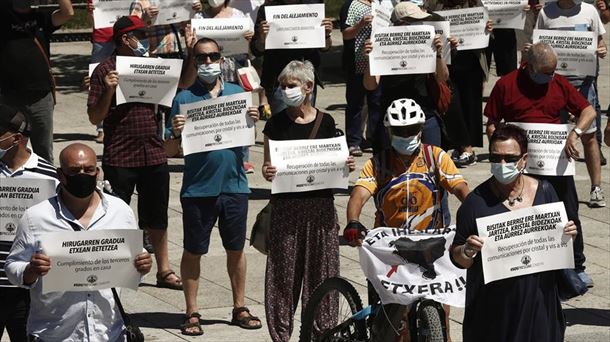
[51,53,90,95]
[130,312,231,329]
[53,132,95,142]
[564,308,610,327]
[250,188,271,200]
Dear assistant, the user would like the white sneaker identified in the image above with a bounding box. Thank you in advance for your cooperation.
[589,187,606,208]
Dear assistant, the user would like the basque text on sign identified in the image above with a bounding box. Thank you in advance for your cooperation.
[264,4,325,49]
[116,56,182,107]
[439,7,490,50]
[476,202,573,284]
[482,0,527,30]
[533,29,597,77]
[422,21,451,64]
[369,25,436,76]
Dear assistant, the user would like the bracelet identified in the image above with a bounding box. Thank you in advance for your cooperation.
[461,244,477,259]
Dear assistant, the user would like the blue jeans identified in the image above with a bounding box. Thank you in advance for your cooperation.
[345,73,382,147]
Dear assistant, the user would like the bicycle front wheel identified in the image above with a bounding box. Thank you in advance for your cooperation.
[299,277,366,342]
[417,300,445,342]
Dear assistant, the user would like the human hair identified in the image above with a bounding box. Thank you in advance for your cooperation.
[193,37,221,52]
[277,60,315,85]
[489,123,528,156]
[527,42,557,72]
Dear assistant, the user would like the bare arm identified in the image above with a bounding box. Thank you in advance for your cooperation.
[87,71,118,125]
[342,15,371,40]
[178,24,197,89]
[51,0,75,27]
[362,39,380,90]
[452,182,470,202]
[486,120,498,140]
[347,186,372,222]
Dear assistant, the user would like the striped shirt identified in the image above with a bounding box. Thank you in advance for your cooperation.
[0,151,59,287]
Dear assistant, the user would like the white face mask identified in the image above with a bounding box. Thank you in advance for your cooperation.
[281,86,305,107]
[208,0,225,8]
[391,134,420,155]
[197,63,222,83]
[490,162,522,184]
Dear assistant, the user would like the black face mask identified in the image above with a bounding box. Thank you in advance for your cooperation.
[64,173,97,198]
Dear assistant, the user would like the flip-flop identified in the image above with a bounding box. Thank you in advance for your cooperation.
[156,270,183,290]
[231,307,262,330]
[180,312,203,336]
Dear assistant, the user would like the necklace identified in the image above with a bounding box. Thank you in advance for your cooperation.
[506,176,524,206]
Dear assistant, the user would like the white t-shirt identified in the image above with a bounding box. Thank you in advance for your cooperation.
[537,2,606,36]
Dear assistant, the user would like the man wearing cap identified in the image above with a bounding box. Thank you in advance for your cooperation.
[87,16,182,290]
[0,104,59,341]
[0,0,74,163]
[5,143,152,342]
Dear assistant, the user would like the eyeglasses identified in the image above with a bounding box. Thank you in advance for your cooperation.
[195,52,222,64]
[489,154,522,163]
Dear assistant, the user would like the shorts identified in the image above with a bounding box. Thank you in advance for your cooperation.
[181,194,248,255]
[102,163,169,230]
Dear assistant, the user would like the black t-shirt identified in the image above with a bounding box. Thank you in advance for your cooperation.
[340,0,356,74]
[263,109,337,199]
[0,5,59,102]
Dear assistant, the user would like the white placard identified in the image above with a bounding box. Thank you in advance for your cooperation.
[264,4,325,49]
[532,29,597,77]
[269,136,349,194]
[360,227,467,307]
[180,92,255,155]
[232,0,265,24]
[482,0,527,30]
[88,63,100,78]
[422,21,452,65]
[39,229,143,293]
[191,18,252,56]
[93,0,132,29]
[371,0,393,33]
[476,202,573,284]
[149,0,194,26]
[0,178,56,242]
[369,25,437,76]
[510,122,575,176]
[439,7,490,50]
[115,56,182,107]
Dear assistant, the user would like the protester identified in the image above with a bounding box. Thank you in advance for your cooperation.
[344,98,468,340]
[0,104,59,342]
[250,0,334,113]
[425,0,493,167]
[5,143,152,341]
[0,0,74,163]
[536,0,607,207]
[342,0,382,157]
[485,42,597,286]
[262,60,356,342]
[452,124,577,342]
[87,16,181,290]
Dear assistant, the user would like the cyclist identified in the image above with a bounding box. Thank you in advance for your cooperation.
[344,98,470,341]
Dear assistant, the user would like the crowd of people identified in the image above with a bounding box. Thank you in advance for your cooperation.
[0,0,609,341]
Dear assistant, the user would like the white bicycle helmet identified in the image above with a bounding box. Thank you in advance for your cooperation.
[384,98,426,127]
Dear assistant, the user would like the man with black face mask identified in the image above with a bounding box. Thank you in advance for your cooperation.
[5,143,152,342]
[0,104,59,342]
[0,0,74,164]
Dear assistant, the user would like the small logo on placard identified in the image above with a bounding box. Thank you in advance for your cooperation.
[214,134,222,142]
[306,175,315,183]
[138,90,146,97]
[521,255,531,266]
[172,12,177,18]
[5,223,16,233]
[400,60,407,68]
[87,275,98,284]
[458,38,465,45]
[291,36,298,43]
[537,160,545,168]
[496,18,502,24]
[561,62,568,69]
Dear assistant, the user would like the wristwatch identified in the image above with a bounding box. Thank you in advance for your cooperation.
[572,127,583,138]
[461,244,478,259]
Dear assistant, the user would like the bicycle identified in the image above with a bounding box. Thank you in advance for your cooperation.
[299,228,463,342]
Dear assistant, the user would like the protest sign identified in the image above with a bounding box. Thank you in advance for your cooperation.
[180,92,254,155]
[115,56,182,107]
[191,18,252,56]
[149,0,194,26]
[92,0,132,29]
[482,0,527,30]
[360,227,467,307]
[439,7,490,50]
[89,63,100,78]
[422,21,451,64]
[39,229,143,293]
[533,29,597,77]
[510,122,574,176]
[269,136,349,194]
[264,4,325,49]
[232,0,265,24]
[371,0,392,33]
[369,25,436,76]
[0,178,56,242]
[476,202,573,284]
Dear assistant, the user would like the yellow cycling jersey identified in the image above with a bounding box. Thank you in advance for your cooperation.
[355,145,466,232]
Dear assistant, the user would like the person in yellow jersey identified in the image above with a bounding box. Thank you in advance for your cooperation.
[344,98,470,342]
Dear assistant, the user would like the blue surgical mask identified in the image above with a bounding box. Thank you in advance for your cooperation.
[281,86,305,107]
[0,135,16,159]
[391,134,420,155]
[490,162,521,184]
[530,71,553,85]
[197,63,222,84]
[131,38,149,57]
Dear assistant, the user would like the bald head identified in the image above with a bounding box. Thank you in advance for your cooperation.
[59,143,98,175]
[527,42,557,73]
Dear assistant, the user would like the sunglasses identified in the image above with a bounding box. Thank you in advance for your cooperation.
[390,125,422,138]
[195,52,222,64]
[489,154,522,163]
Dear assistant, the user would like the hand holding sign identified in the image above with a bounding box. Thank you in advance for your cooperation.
[134,252,152,275]
[23,253,51,285]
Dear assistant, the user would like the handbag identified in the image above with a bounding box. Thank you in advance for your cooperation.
[112,288,145,342]
[237,60,262,92]
[249,111,324,254]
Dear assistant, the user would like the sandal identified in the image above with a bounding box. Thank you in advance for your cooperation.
[180,312,203,336]
[231,307,262,330]
[156,270,183,290]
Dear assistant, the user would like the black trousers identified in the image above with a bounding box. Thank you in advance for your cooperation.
[0,287,29,342]
[533,175,586,271]
[485,29,518,76]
